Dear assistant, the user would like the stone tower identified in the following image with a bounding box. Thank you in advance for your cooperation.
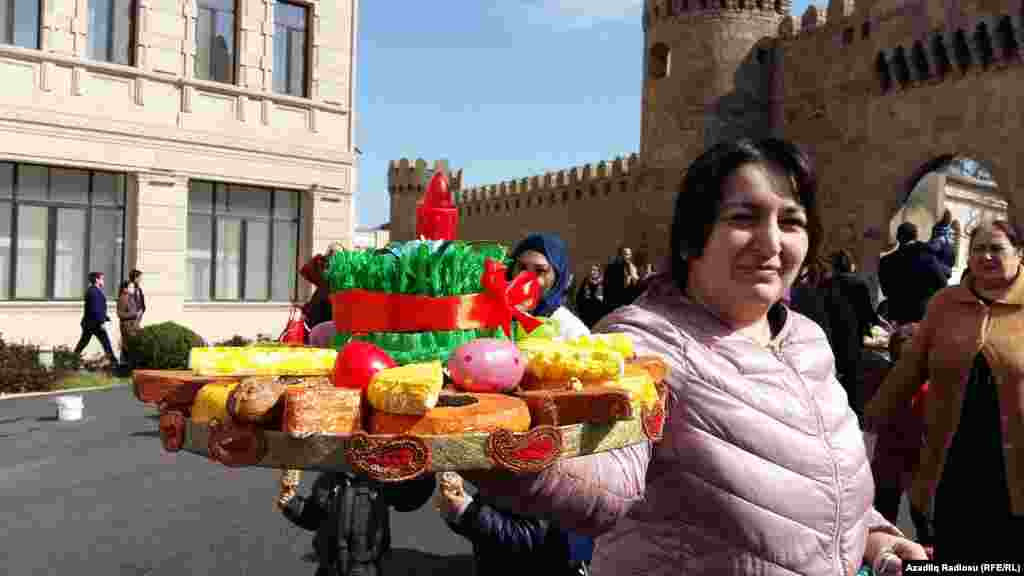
[639,0,788,173]
[387,159,462,242]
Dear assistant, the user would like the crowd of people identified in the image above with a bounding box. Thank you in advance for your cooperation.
[574,247,658,329]
[73,135,1020,573]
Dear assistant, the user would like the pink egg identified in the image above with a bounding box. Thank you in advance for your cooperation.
[448,339,525,393]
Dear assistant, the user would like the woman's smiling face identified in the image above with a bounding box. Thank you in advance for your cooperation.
[687,162,810,324]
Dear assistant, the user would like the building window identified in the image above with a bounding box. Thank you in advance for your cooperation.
[0,163,126,301]
[187,181,300,302]
[194,0,236,83]
[649,42,670,79]
[272,0,308,97]
[87,0,134,65]
[0,0,41,49]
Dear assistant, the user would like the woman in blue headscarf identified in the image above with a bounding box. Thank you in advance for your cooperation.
[509,232,590,340]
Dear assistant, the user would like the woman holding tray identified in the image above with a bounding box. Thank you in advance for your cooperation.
[468,138,928,574]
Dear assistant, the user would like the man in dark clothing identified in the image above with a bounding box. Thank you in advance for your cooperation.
[602,246,641,312]
[575,264,605,328]
[878,222,949,324]
[927,209,956,279]
[128,269,146,324]
[821,250,886,417]
[74,272,118,366]
[280,471,436,576]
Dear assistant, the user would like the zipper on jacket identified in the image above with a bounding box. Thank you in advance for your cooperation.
[767,341,844,572]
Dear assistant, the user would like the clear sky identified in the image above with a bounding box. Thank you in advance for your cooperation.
[353,1,820,229]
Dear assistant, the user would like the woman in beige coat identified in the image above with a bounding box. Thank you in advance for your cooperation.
[867,219,1024,559]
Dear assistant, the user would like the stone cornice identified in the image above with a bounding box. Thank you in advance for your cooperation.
[0,44,350,116]
[0,104,355,171]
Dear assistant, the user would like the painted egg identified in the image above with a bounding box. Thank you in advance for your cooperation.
[448,339,525,393]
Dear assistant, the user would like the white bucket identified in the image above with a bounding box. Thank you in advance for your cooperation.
[55,395,84,422]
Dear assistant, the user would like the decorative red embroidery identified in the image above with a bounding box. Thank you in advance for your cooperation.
[511,436,555,461]
[487,426,562,474]
[365,447,415,469]
[345,433,431,482]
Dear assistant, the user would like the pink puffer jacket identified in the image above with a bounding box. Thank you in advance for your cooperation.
[477,277,900,575]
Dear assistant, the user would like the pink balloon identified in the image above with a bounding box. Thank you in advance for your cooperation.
[448,339,525,393]
[308,321,337,349]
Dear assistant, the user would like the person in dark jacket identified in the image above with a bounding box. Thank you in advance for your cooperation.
[927,209,956,277]
[822,249,888,416]
[73,272,118,366]
[601,246,641,312]
[116,280,141,369]
[437,472,590,575]
[300,243,346,333]
[280,471,437,576]
[128,269,146,324]
[575,264,605,328]
[878,222,949,324]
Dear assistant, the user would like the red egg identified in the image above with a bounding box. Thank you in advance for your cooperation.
[334,342,396,390]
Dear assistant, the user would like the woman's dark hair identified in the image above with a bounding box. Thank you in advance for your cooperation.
[88,271,104,284]
[129,269,143,282]
[969,219,1022,249]
[670,138,823,292]
[831,249,854,275]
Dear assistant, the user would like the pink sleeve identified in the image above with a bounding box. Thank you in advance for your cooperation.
[469,306,682,536]
[471,440,652,537]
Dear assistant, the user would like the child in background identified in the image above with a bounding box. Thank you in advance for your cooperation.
[436,471,591,575]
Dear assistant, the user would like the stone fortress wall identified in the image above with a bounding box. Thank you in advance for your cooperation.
[390,0,1024,290]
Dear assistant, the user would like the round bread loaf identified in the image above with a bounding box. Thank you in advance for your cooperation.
[369,391,531,435]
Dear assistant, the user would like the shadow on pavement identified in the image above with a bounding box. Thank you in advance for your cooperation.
[129,430,161,438]
[298,550,475,575]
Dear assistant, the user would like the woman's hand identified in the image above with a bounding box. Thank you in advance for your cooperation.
[435,472,471,520]
[865,531,929,575]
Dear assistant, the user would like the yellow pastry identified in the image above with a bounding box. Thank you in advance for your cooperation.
[367,361,444,415]
[189,346,337,376]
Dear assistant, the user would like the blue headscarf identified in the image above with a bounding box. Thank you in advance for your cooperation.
[510,233,570,318]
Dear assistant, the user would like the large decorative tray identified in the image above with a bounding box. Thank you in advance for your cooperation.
[134,369,667,483]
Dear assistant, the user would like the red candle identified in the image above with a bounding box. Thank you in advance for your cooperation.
[416,171,458,241]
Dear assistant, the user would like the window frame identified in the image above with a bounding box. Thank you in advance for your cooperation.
[1,0,43,49]
[0,164,127,301]
[193,0,240,85]
[86,0,137,66]
[271,0,312,98]
[187,180,301,303]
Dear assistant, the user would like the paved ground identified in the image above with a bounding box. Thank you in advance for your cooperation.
[0,387,915,576]
[0,387,473,576]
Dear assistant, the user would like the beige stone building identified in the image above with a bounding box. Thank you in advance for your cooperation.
[390,0,1021,293]
[0,0,357,353]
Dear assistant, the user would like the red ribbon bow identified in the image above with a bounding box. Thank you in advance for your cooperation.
[481,259,544,338]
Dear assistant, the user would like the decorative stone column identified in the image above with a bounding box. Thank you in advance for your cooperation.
[130,170,190,324]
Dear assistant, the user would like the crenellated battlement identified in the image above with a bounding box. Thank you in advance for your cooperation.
[775,1,1024,100]
[453,154,641,206]
[643,0,791,29]
[387,158,464,193]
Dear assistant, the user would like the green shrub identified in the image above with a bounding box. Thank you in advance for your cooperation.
[53,345,83,371]
[126,322,206,370]
[213,334,253,347]
[0,335,64,394]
